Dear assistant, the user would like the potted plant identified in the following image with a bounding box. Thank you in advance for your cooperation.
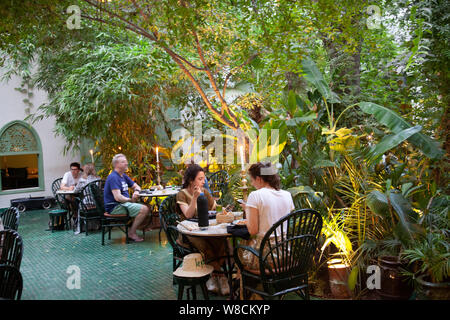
[321,212,357,299]
[401,194,450,301]
[365,186,423,299]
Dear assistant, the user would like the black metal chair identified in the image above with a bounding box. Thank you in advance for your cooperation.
[90,183,132,245]
[233,208,323,300]
[0,264,23,300]
[0,230,23,270]
[0,207,20,231]
[207,170,229,206]
[51,177,62,197]
[76,179,104,236]
[159,195,196,272]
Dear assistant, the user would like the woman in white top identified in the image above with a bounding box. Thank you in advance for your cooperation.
[239,162,295,269]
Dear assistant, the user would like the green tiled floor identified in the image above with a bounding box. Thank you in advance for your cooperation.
[17,209,180,300]
[14,209,309,300]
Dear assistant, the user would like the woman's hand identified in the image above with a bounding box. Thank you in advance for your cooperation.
[193,185,202,199]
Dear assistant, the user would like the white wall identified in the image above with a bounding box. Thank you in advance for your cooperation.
[0,73,80,208]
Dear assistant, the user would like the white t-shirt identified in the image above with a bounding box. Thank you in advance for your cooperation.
[61,171,81,188]
[245,187,295,237]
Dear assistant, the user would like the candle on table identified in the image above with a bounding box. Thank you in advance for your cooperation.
[240,145,244,171]
[156,146,159,163]
[89,149,94,163]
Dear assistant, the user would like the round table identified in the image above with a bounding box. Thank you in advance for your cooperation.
[56,189,80,231]
[177,215,243,300]
[138,188,180,239]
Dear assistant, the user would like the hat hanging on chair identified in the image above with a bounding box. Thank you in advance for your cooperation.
[173,253,214,278]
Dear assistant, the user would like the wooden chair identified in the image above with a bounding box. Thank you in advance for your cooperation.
[233,208,323,300]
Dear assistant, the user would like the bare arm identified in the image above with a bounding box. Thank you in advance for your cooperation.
[111,189,131,203]
[130,183,141,202]
[178,186,202,219]
[246,206,259,235]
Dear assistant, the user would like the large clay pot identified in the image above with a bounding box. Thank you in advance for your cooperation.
[416,275,450,300]
[327,258,352,299]
[377,256,413,300]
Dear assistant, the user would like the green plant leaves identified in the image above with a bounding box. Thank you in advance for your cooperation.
[359,102,444,159]
[301,58,340,103]
[367,125,423,162]
[366,190,390,218]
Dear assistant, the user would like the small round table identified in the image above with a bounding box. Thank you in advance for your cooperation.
[138,188,180,240]
[177,216,242,300]
[55,189,80,231]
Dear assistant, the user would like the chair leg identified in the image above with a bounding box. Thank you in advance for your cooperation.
[191,285,197,300]
[201,282,209,300]
[85,219,89,236]
[50,216,54,233]
[177,283,184,300]
[102,226,105,246]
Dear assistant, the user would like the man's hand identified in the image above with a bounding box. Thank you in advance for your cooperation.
[69,186,75,191]
[131,190,140,202]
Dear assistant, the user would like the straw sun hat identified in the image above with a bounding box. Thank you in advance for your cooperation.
[173,253,214,278]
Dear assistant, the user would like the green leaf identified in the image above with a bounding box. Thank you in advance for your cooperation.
[366,190,390,218]
[367,125,423,161]
[301,58,340,103]
[359,102,444,159]
[348,266,359,291]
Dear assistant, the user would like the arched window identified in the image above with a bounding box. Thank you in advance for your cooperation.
[0,121,44,193]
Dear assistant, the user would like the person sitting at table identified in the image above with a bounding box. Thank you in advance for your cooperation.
[60,162,83,190]
[238,161,295,270]
[104,154,150,242]
[176,163,230,296]
[74,163,99,193]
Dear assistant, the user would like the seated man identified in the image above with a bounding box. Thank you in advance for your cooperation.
[103,153,149,242]
[60,162,83,190]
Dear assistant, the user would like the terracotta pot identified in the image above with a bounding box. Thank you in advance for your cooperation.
[416,275,450,300]
[327,259,352,299]
[377,256,413,300]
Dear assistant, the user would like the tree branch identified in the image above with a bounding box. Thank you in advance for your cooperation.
[222,52,259,97]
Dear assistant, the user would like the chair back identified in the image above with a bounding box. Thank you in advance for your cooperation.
[207,170,229,204]
[51,177,69,210]
[1,207,20,231]
[51,178,62,197]
[159,195,189,256]
[258,209,323,294]
[0,230,23,270]
[0,264,23,300]
[90,182,105,214]
[79,179,105,217]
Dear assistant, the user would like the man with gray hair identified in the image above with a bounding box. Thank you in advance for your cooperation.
[104,154,149,242]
